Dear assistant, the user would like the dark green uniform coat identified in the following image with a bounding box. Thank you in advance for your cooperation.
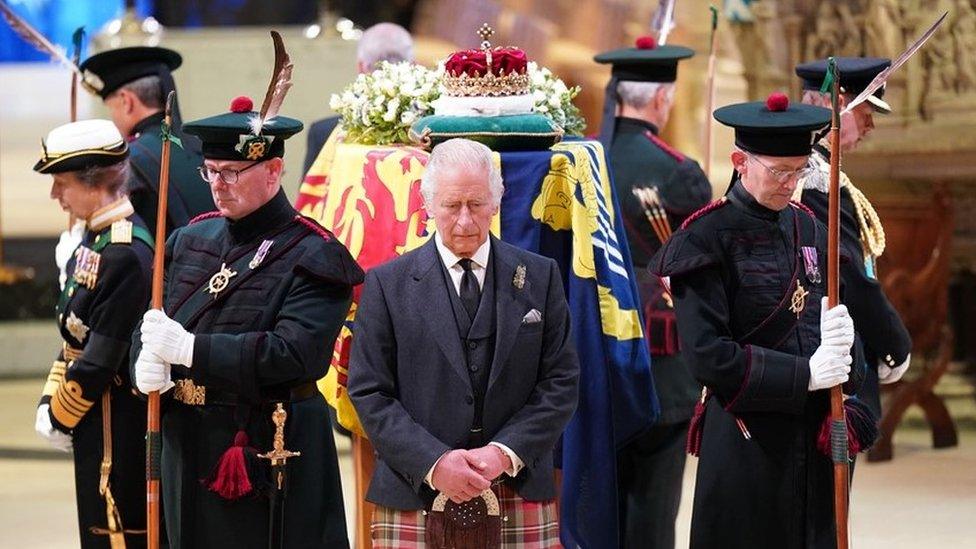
[800,145,911,417]
[41,201,153,548]
[653,181,863,549]
[131,189,364,548]
[126,112,214,238]
[610,117,712,548]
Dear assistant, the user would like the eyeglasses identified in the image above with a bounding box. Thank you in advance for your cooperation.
[198,161,262,184]
[746,153,814,184]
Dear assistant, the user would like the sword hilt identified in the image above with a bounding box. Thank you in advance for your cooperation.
[258,403,301,467]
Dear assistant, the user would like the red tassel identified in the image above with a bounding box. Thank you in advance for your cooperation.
[207,430,254,500]
[816,399,879,458]
[686,389,709,456]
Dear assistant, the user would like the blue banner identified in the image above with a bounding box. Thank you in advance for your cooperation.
[501,140,657,549]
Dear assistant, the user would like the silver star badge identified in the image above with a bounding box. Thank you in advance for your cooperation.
[65,312,89,341]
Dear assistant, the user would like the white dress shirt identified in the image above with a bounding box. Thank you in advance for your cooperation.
[425,233,524,488]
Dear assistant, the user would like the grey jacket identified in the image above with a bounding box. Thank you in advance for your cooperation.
[348,236,580,510]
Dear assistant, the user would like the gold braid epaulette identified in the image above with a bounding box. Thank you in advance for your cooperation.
[844,179,886,259]
[798,148,886,260]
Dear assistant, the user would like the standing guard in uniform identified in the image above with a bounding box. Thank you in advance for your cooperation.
[594,35,713,548]
[33,119,154,548]
[653,95,866,548]
[80,46,214,237]
[130,92,363,548]
[795,57,912,417]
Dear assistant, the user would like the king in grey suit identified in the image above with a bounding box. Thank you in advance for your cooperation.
[348,139,579,546]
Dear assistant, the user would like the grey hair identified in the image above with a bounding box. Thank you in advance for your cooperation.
[616,81,675,109]
[119,75,164,109]
[420,139,504,206]
[76,159,131,195]
[357,23,414,70]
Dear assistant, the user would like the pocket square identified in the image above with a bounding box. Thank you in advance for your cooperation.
[522,309,542,324]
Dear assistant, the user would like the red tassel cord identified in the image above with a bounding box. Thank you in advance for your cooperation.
[816,397,880,458]
[686,389,709,456]
[205,430,262,500]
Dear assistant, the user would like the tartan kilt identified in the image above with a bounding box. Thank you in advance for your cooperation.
[371,484,561,548]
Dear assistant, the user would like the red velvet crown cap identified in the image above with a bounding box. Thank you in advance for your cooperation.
[444,47,528,77]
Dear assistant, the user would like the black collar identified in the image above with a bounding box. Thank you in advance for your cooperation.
[227,188,295,243]
[727,179,780,220]
[615,117,659,136]
[131,111,165,139]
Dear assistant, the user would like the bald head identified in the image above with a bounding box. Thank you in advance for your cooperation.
[357,23,414,73]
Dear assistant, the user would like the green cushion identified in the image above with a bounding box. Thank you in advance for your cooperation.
[409,114,563,151]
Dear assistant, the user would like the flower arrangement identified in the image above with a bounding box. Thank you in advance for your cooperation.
[329,61,442,145]
[527,62,585,136]
[330,60,585,145]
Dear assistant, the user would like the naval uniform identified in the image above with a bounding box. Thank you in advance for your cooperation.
[799,144,911,417]
[609,116,712,548]
[131,189,363,548]
[40,198,154,548]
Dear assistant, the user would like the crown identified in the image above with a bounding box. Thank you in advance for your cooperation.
[441,24,531,97]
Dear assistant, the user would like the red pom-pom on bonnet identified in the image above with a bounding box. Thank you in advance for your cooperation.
[230,96,254,113]
[765,92,790,112]
[635,36,657,50]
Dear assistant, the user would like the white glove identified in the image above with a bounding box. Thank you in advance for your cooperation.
[35,404,72,452]
[878,353,910,385]
[55,222,85,290]
[134,349,175,395]
[141,309,195,367]
[819,297,855,350]
[808,343,852,391]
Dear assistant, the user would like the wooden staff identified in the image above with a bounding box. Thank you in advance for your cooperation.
[825,58,850,549]
[703,5,718,179]
[146,90,176,549]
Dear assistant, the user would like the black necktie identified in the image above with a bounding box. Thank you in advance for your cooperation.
[458,258,480,321]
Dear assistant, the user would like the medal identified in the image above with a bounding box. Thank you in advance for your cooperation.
[249,239,274,269]
[206,263,238,297]
[65,312,89,342]
[73,246,101,289]
[801,246,821,284]
[789,280,809,317]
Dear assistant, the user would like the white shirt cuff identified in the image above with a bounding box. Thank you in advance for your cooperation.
[425,452,448,489]
[489,442,524,477]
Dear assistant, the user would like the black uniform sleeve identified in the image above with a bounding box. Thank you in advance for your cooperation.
[659,160,714,221]
[50,245,151,432]
[666,231,811,415]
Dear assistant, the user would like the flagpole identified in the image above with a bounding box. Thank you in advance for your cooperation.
[702,5,718,179]
[826,57,850,549]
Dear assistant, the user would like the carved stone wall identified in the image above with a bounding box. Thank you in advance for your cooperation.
[726,0,976,271]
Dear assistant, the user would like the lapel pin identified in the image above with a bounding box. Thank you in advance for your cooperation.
[513,264,526,290]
